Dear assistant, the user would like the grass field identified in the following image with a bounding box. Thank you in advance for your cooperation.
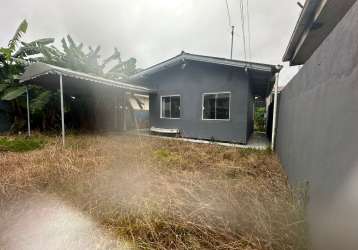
[0,134,308,250]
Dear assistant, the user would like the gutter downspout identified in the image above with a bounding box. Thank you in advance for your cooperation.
[271,65,283,151]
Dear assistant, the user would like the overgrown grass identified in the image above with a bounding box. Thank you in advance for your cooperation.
[0,135,309,249]
[0,136,45,152]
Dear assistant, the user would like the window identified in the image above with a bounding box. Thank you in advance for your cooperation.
[161,95,181,119]
[202,92,230,120]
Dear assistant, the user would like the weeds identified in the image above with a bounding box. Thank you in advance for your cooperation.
[0,135,309,249]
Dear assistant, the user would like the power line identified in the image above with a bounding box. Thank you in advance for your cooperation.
[225,0,232,27]
[246,0,252,60]
[239,0,247,61]
[225,0,235,59]
[230,26,235,59]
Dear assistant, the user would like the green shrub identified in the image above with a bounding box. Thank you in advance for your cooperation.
[0,136,45,152]
[255,107,266,132]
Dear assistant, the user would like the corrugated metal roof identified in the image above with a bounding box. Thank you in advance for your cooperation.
[20,62,152,93]
[130,52,281,80]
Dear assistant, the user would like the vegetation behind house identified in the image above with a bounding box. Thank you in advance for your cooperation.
[255,107,266,132]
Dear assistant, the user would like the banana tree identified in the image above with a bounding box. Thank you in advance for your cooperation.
[38,35,140,80]
[0,21,143,132]
[0,19,55,131]
[37,36,144,130]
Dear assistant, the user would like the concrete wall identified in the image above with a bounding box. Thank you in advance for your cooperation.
[277,2,358,249]
[147,61,251,144]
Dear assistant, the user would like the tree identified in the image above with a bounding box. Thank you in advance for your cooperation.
[0,20,55,131]
[0,21,142,133]
[38,35,139,80]
[37,36,144,131]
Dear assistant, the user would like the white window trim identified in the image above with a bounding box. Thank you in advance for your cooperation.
[160,95,181,120]
[202,91,231,121]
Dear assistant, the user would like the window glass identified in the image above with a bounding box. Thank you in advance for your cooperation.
[216,93,230,120]
[162,97,171,118]
[203,93,230,120]
[171,96,181,118]
[203,94,216,119]
[161,96,180,119]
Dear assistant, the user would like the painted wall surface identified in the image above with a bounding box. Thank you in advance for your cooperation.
[147,62,251,144]
[246,84,254,138]
[277,2,358,249]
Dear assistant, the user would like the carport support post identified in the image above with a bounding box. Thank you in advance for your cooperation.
[271,72,280,151]
[26,86,31,137]
[60,74,65,147]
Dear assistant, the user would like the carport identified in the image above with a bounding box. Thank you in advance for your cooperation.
[20,62,152,146]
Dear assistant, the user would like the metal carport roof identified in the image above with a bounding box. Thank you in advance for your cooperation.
[20,62,152,93]
[20,62,152,146]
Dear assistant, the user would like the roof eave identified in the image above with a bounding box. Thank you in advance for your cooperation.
[283,0,357,65]
[283,0,322,63]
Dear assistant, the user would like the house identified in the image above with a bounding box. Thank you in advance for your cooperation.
[130,52,281,144]
[278,0,358,189]
[277,0,358,248]
[11,53,280,146]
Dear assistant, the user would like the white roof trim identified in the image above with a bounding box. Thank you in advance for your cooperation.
[20,62,152,93]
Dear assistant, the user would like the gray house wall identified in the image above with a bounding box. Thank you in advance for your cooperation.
[276,2,358,248]
[146,62,251,144]
[246,84,254,138]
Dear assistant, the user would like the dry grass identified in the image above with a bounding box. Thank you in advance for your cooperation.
[0,134,309,250]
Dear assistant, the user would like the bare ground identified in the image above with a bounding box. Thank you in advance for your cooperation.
[0,135,308,250]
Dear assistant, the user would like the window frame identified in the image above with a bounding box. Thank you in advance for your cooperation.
[202,91,231,121]
[160,94,181,120]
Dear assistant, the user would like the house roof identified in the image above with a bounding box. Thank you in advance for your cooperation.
[129,52,282,98]
[129,52,282,80]
[283,0,357,65]
[20,62,152,93]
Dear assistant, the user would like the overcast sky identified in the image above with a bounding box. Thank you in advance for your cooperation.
[1,0,303,86]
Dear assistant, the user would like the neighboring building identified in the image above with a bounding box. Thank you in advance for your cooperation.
[277,0,358,249]
[130,52,281,144]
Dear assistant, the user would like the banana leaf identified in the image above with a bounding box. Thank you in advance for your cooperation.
[0,84,9,92]
[1,86,27,101]
[8,20,28,51]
